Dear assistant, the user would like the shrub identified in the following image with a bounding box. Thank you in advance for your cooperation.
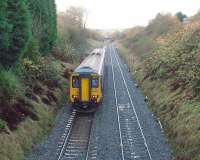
[13,58,42,87]
[23,37,40,61]
[38,59,60,82]
[0,119,6,130]
[0,69,23,99]
[16,57,59,85]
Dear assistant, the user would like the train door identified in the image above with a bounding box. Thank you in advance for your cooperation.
[81,78,90,102]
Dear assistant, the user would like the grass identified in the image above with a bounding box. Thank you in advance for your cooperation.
[117,43,200,160]
[0,102,55,160]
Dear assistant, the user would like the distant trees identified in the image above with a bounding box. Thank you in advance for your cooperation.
[65,7,85,28]
[176,12,187,22]
[147,13,180,37]
[57,7,87,54]
[123,13,180,55]
[0,0,57,68]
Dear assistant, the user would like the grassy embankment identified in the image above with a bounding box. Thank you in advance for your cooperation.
[118,13,200,160]
[0,53,75,160]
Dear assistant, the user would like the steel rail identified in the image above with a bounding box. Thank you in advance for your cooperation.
[109,45,125,160]
[111,44,153,160]
[85,116,93,160]
[57,110,77,160]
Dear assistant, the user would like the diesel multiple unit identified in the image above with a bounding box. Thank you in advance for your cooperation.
[69,47,105,111]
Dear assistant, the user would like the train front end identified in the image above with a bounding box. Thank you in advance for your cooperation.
[70,70,102,112]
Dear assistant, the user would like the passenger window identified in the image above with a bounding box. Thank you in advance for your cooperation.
[72,76,79,88]
[92,78,98,88]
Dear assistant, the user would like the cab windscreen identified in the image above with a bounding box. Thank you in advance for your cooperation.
[91,77,98,88]
[72,76,79,88]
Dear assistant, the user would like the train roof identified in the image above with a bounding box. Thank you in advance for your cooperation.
[75,66,95,74]
[74,47,106,75]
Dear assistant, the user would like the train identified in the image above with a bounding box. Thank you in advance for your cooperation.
[69,47,106,112]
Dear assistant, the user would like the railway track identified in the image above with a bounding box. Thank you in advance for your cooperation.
[110,45,153,160]
[57,110,94,160]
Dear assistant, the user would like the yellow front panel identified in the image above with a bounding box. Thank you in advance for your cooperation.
[81,78,89,102]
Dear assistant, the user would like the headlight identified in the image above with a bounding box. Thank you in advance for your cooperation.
[72,95,79,99]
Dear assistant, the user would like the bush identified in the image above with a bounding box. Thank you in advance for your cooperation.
[12,58,42,88]
[23,37,40,61]
[0,119,6,130]
[0,69,23,99]
[16,57,59,86]
[38,59,60,82]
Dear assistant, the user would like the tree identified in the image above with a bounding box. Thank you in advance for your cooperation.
[176,12,187,22]
[41,0,57,54]
[0,0,11,67]
[65,7,85,28]
[28,0,57,55]
[0,0,57,68]
[0,0,31,68]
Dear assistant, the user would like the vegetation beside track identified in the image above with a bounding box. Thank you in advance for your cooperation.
[118,12,200,160]
[0,1,102,159]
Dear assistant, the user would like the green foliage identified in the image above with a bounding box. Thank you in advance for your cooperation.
[23,37,40,61]
[39,60,60,81]
[28,0,57,55]
[0,0,57,68]
[1,0,31,68]
[145,25,200,93]
[20,58,42,79]
[16,57,59,86]
[0,0,11,55]
[176,12,187,22]
[0,119,6,130]
[22,57,59,81]
[0,69,23,99]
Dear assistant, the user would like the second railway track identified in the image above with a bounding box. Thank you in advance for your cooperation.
[110,44,153,160]
[57,110,94,160]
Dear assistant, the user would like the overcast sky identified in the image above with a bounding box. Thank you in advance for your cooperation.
[56,0,200,29]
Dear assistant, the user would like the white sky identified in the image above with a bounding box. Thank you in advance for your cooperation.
[56,0,200,29]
